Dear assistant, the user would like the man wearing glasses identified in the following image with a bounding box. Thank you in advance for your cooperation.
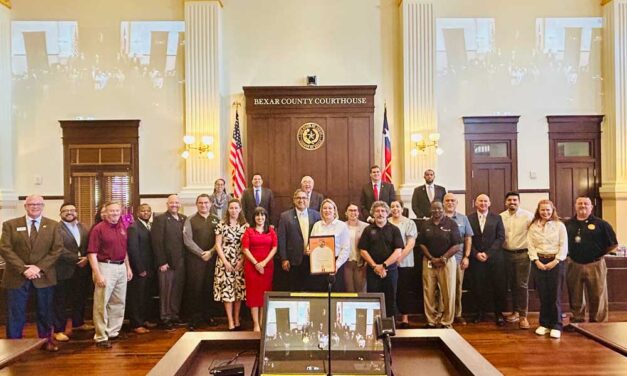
[0,195,63,351]
[277,189,321,291]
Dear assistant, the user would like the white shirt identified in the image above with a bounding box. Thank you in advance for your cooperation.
[527,220,568,261]
[26,216,42,237]
[389,217,418,267]
[63,221,82,248]
[426,184,435,202]
[296,208,310,248]
[500,208,533,250]
[311,218,350,269]
[346,220,369,263]
[477,212,487,232]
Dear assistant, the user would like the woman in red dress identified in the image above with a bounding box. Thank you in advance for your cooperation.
[241,207,277,331]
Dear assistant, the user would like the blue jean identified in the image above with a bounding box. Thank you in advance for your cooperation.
[7,280,54,339]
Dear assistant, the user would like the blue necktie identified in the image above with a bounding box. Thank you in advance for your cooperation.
[255,189,261,206]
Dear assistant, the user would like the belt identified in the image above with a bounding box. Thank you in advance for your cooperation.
[507,248,528,254]
[100,259,125,265]
[571,257,603,265]
[537,253,556,260]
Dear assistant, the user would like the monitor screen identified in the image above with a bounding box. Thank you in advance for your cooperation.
[259,292,387,376]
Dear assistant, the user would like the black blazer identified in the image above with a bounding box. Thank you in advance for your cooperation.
[308,191,324,212]
[359,181,396,220]
[127,221,154,276]
[467,212,505,258]
[277,208,321,266]
[151,212,187,268]
[411,184,447,218]
[55,221,89,281]
[241,187,274,225]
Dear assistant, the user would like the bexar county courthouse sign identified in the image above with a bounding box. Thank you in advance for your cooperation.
[253,97,368,106]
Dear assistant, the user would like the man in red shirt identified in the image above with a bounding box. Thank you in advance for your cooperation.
[87,201,133,349]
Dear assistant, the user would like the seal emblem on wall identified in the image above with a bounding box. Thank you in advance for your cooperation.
[297,122,325,150]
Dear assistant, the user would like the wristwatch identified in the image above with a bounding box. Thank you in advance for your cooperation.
[382,262,388,270]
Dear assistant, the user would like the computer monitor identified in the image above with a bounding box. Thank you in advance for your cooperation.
[259,292,388,375]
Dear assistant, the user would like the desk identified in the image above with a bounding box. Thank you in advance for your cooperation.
[148,329,501,376]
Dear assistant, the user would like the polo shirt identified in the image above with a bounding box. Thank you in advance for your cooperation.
[418,216,461,258]
[88,220,128,262]
[565,215,617,264]
[449,212,473,262]
[358,222,404,269]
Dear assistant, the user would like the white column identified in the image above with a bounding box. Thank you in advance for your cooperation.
[600,0,627,239]
[179,0,223,210]
[400,0,438,213]
[0,5,18,223]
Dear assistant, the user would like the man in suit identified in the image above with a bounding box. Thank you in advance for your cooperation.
[151,194,187,330]
[278,189,321,291]
[53,202,92,343]
[412,169,447,218]
[242,173,274,225]
[467,194,507,326]
[359,165,396,221]
[126,203,156,334]
[301,175,324,211]
[0,195,63,351]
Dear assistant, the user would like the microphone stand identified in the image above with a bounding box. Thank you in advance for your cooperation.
[326,273,335,376]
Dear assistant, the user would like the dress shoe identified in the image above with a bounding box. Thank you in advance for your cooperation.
[54,332,70,342]
[535,326,550,336]
[549,329,561,339]
[423,323,436,329]
[472,314,485,324]
[74,323,95,331]
[519,317,530,329]
[42,342,59,352]
[495,315,506,327]
[96,340,112,349]
[454,317,467,326]
[398,322,410,329]
[133,326,150,334]
[505,312,520,323]
[162,321,175,331]
[145,321,158,329]
[207,317,218,327]
[109,332,127,341]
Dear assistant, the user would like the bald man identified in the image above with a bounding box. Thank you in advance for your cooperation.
[301,176,324,211]
[0,195,63,351]
[151,194,187,330]
[467,194,506,326]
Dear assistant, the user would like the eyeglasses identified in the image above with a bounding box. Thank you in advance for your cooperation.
[26,203,44,207]
[294,196,308,200]
[61,209,76,213]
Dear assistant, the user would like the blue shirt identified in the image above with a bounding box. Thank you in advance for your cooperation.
[449,212,473,262]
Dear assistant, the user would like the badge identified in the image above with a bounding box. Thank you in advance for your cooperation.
[587,224,596,230]
[16,227,26,232]
[575,236,581,243]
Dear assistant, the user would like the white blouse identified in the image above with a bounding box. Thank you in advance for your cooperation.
[526,220,568,261]
[311,219,351,269]
[390,216,418,268]
[346,220,369,263]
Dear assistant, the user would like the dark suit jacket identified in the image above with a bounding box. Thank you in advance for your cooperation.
[308,191,324,211]
[127,221,154,276]
[467,212,505,258]
[56,221,89,281]
[241,187,274,225]
[359,181,396,220]
[411,184,447,218]
[0,216,63,289]
[277,208,321,266]
[151,212,187,269]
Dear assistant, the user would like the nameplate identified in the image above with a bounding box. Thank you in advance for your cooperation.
[253,96,367,106]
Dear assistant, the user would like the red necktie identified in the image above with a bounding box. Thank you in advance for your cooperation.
[374,184,379,201]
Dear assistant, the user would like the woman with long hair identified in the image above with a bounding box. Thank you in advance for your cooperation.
[527,199,568,339]
[343,203,369,292]
[214,198,248,330]
[210,178,231,219]
[241,207,277,331]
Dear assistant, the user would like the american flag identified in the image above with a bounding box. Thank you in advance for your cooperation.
[382,106,392,183]
[230,110,246,198]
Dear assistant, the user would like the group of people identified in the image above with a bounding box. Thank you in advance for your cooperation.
[0,167,617,351]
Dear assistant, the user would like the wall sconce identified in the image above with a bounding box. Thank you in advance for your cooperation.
[410,132,444,156]
[181,134,215,159]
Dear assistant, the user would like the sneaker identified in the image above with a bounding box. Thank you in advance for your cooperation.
[519,317,530,329]
[454,317,467,326]
[505,312,519,322]
[550,329,561,339]
[54,332,70,342]
[535,326,550,336]
[74,323,95,331]
[95,340,112,349]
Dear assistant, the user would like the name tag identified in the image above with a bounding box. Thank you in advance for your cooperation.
[440,227,451,232]
[17,227,26,232]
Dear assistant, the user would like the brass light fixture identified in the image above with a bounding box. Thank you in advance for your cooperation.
[410,132,443,156]
[181,134,215,159]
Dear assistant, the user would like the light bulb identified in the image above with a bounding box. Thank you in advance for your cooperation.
[181,150,190,159]
[183,135,195,145]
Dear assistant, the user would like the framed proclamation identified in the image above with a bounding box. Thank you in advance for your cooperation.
[309,235,336,274]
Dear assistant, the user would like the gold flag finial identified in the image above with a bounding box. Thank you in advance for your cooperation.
[0,0,12,9]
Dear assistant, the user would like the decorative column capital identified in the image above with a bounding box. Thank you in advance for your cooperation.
[0,0,10,10]
[601,0,613,5]
[184,0,223,7]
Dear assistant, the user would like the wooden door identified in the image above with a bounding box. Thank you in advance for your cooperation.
[463,116,519,214]
[548,116,602,219]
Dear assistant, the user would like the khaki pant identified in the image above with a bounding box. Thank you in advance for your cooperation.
[343,260,366,293]
[93,263,127,342]
[566,258,608,322]
[454,260,464,318]
[423,258,456,326]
